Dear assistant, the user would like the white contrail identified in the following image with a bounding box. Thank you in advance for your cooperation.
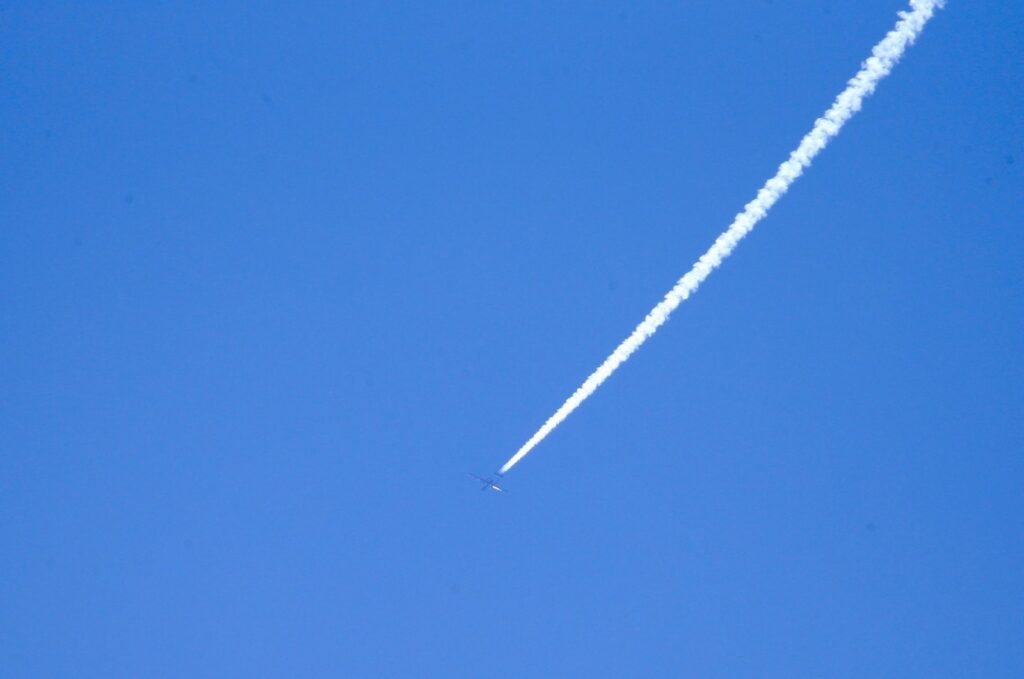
[499,0,943,476]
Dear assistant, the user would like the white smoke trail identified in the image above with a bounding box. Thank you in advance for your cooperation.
[499,0,943,475]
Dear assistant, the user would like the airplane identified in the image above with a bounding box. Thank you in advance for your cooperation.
[469,472,504,492]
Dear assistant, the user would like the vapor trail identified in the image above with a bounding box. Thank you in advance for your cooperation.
[499,0,943,475]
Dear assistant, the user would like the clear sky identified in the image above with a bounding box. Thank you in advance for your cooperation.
[2,2,1021,677]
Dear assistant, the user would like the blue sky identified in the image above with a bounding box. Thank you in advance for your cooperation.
[2,2,1022,676]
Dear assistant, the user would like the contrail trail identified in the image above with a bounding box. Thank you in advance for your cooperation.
[499,0,943,476]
